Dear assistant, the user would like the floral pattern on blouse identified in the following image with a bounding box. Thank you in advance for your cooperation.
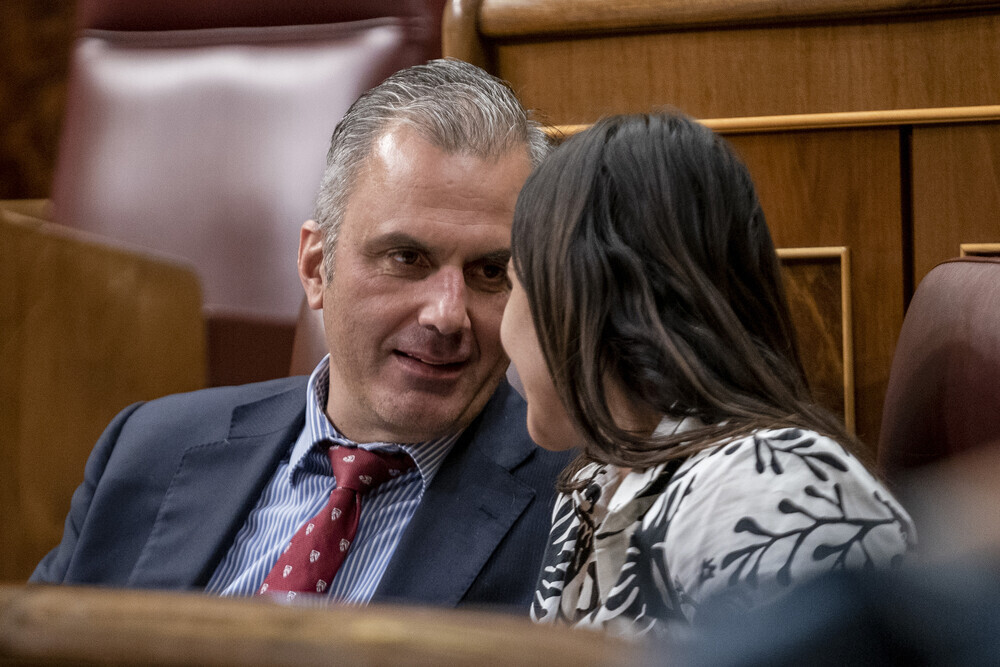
[530,426,915,639]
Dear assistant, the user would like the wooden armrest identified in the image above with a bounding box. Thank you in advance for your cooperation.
[0,585,634,665]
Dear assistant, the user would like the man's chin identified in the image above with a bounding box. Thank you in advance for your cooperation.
[374,375,505,442]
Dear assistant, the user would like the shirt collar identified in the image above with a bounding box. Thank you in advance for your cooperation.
[288,355,463,489]
[573,415,702,512]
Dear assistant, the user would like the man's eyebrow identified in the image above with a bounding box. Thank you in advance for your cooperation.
[366,231,429,251]
[480,250,512,265]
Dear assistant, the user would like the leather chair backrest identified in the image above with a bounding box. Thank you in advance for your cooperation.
[52,1,445,385]
[76,0,443,49]
[54,0,444,322]
[878,257,1000,481]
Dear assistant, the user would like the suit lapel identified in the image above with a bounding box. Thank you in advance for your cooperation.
[374,382,538,606]
[127,380,307,588]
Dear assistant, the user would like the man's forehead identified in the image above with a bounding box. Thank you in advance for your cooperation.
[366,125,531,182]
[371,120,527,162]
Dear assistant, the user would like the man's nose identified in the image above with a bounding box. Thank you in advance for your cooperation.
[417,267,471,335]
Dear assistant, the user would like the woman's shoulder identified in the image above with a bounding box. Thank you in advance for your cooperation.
[678,427,872,490]
[640,426,915,621]
[667,426,911,535]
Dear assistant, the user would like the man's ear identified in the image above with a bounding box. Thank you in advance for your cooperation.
[298,220,326,310]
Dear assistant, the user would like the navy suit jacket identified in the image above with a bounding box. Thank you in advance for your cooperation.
[32,376,571,609]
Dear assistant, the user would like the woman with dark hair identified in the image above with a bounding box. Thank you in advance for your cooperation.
[501,112,914,639]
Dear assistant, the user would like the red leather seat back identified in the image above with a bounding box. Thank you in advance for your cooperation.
[77,0,442,48]
[878,257,1000,480]
[52,0,444,384]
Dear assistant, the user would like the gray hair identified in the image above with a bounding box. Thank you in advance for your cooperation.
[313,58,550,277]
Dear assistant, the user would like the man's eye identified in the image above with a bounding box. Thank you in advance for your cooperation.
[482,264,505,280]
[471,262,510,291]
[390,250,421,265]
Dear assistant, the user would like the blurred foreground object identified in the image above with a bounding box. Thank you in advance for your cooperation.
[0,585,634,666]
[0,206,205,582]
[902,444,1000,565]
[878,257,1000,482]
[677,561,1000,666]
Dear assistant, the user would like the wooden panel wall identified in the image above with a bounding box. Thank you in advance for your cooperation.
[778,249,852,431]
[728,129,902,446]
[488,12,1000,124]
[912,122,1000,282]
[447,0,1000,451]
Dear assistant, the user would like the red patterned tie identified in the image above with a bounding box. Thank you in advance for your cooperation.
[258,445,414,599]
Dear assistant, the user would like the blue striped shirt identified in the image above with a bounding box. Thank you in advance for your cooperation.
[205,356,461,603]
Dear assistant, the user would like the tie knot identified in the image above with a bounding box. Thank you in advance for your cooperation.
[327,446,414,492]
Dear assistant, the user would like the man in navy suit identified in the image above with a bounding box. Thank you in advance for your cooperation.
[32,59,568,609]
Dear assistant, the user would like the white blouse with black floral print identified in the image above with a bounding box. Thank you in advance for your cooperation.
[530,422,915,639]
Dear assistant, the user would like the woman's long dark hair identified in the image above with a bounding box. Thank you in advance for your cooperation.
[511,112,860,488]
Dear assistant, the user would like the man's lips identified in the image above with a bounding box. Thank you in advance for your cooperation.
[391,350,469,385]
[393,350,469,368]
